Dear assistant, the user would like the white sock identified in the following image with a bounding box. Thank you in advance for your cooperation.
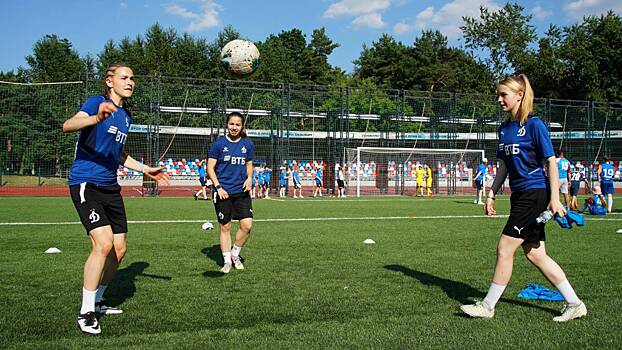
[483,282,506,308]
[95,284,107,303]
[222,252,232,264]
[231,244,242,258]
[195,190,202,196]
[80,288,97,314]
[607,196,613,212]
[556,280,580,305]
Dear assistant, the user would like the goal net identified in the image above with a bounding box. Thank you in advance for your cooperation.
[344,147,487,197]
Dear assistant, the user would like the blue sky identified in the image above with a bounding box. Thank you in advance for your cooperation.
[1,0,620,74]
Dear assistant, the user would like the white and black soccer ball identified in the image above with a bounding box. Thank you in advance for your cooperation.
[202,221,214,230]
[220,39,260,76]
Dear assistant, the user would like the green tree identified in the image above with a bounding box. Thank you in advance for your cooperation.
[353,34,410,88]
[461,3,537,80]
[24,34,84,82]
[304,27,340,84]
[560,11,622,101]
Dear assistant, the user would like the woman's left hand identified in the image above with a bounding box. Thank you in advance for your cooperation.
[548,199,567,217]
[145,166,171,185]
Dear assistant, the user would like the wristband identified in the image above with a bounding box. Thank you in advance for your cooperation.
[487,196,495,200]
[215,185,222,189]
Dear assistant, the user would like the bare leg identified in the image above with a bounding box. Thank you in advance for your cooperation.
[100,233,127,286]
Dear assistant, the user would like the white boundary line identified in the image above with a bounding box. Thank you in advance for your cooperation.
[2,214,622,226]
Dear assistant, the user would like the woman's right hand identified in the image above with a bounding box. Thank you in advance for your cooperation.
[217,188,229,200]
[97,102,117,122]
[485,197,496,216]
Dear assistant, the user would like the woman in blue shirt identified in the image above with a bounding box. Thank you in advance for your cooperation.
[63,64,169,335]
[207,112,254,274]
[461,74,586,322]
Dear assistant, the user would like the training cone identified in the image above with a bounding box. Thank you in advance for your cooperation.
[45,247,62,254]
[363,239,375,245]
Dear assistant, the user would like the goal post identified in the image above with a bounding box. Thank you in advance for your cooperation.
[345,147,486,197]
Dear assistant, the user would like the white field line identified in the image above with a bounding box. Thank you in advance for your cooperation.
[2,214,622,226]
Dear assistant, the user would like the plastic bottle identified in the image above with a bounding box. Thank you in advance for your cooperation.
[536,210,554,224]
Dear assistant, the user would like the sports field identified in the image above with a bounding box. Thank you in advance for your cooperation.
[1,195,621,349]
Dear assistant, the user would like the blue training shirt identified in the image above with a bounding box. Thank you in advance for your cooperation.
[293,171,301,184]
[315,169,322,181]
[69,96,131,186]
[208,136,254,194]
[558,157,570,180]
[264,168,271,182]
[600,163,615,183]
[199,163,206,177]
[496,116,555,192]
[475,163,486,182]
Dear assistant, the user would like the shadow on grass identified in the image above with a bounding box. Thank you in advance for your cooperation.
[201,245,225,278]
[384,264,558,316]
[105,262,172,307]
[201,245,247,278]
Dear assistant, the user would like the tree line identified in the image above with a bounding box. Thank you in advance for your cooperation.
[1,4,620,102]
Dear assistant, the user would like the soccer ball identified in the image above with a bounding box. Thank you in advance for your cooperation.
[220,39,260,76]
[202,221,214,230]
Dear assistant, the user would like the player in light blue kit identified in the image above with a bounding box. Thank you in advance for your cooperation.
[461,74,586,322]
[207,112,255,274]
[194,159,211,200]
[473,158,488,205]
[556,150,571,208]
[63,64,169,335]
[263,166,272,199]
[313,165,323,197]
[292,167,303,198]
[279,166,287,197]
[598,156,615,213]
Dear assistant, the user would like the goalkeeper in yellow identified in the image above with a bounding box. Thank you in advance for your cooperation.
[415,164,425,196]
[424,163,433,198]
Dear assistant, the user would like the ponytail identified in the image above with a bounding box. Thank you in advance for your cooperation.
[499,74,534,125]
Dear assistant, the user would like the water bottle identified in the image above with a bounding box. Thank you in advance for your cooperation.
[536,210,554,224]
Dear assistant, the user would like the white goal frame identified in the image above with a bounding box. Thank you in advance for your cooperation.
[352,147,486,197]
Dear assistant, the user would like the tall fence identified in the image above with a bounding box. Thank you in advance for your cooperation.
[1,77,621,196]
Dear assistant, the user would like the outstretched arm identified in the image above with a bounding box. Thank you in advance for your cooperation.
[63,102,117,133]
[120,152,170,185]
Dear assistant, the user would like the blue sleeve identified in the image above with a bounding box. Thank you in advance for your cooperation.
[496,125,504,160]
[80,96,104,116]
[532,119,554,159]
[246,139,254,161]
[208,138,221,160]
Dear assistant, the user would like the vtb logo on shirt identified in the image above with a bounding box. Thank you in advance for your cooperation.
[223,156,246,165]
[107,125,128,144]
[499,143,520,155]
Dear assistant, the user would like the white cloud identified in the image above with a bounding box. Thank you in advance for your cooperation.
[394,22,414,34]
[323,0,390,18]
[352,12,386,28]
[412,0,502,39]
[166,1,222,32]
[166,4,198,19]
[563,0,622,19]
[531,4,552,20]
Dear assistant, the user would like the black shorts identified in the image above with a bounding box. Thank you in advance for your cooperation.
[570,181,580,196]
[337,179,345,189]
[502,188,549,245]
[69,183,128,235]
[199,177,208,186]
[475,180,483,190]
[212,191,253,224]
